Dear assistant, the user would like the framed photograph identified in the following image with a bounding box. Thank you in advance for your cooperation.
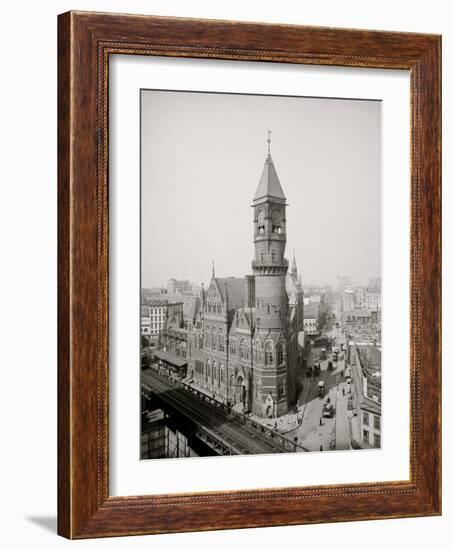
[58,11,441,538]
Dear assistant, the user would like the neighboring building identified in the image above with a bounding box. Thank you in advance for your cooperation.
[345,308,372,327]
[141,301,184,344]
[355,288,367,309]
[349,342,381,448]
[342,288,355,312]
[303,318,318,335]
[167,278,194,294]
[337,275,351,294]
[141,306,152,339]
[157,141,304,417]
[366,289,381,312]
[303,301,319,335]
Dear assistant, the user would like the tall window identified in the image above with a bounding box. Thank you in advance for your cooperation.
[212,360,217,380]
[277,344,284,365]
[257,209,265,235]
[374,416,381,430]
[272,210,282,234]
[256,377,261,397]
[265,341,273,365]
[363,411,369,426]
[212,327,216,350]
[271,249,276,263]
[219,328,225,351]
[261,250,265,263]
[230,339,236,355]
[255,339,261,362]
[240,339,248,360]
[219,363,224,384]
[206,359,211,381]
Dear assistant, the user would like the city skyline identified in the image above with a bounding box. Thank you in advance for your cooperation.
[141,90,381,289]
[142,272,381,293]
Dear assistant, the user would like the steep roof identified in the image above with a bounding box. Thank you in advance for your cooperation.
[253,154,286,202]
[215,277,246,310]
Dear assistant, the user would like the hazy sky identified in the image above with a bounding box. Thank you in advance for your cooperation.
[141,90,381,289]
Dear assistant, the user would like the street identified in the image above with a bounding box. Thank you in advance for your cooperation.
[286,350,351,452]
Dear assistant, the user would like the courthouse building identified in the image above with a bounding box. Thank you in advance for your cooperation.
[157,142,304,417]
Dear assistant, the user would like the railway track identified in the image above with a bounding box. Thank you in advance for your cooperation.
[141,369,290,455]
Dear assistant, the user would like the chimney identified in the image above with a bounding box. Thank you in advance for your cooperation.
[245,275,256,308]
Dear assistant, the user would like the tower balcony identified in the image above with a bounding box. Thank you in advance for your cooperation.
[252,260,289,276]
[252,258,288,269]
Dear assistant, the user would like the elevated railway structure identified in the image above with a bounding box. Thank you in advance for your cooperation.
[141,368,307,456]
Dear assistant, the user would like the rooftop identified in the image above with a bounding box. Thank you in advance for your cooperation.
[253,154,286,202]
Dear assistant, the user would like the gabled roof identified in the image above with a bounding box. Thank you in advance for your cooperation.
[215,277,246,310]
[229,306,255,335]
[253,154,286,202]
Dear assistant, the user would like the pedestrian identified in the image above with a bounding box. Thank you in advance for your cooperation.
[319,417,322,426]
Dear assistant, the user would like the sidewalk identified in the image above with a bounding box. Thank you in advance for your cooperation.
[335,383,351,450]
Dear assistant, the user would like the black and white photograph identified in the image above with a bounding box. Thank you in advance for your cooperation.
[140,90,382,459]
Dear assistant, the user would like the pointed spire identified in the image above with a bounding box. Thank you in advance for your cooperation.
[212,259,215,278]
[253,131,286,202]
[291,249,297,276]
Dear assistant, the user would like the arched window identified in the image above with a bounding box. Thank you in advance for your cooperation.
[257,209,265,235]
[240,338,248,360]
[255,339,261,362]
[219,363,224,384]
[206,359,211,381]
[277,344,284,365]
[212,360,217,380]
[265,340,274,365]
[271,249,276,263]
[230,339,236,355]
[261,250,265,263]
[219,328,225,351]
[278,377,286,397]
[272,210,282,234]
[212,327,217,350]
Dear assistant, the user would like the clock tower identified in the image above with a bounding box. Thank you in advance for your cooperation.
[252,132,288,330]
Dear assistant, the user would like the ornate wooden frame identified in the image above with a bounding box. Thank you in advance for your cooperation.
[58,11,441,539]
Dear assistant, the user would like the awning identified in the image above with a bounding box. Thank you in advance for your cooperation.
[153,349,187,368]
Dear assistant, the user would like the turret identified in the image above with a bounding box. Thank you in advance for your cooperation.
[252,132,288,329]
